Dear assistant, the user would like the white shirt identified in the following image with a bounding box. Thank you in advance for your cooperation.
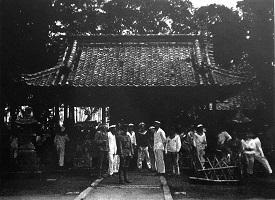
[165,134,181,153]
[254,137,265,157]
[154,128,166,150]
[108,132,117,154]
[127,131,137,146]
[241,138,256,154]
[54,134,69,147]
[193,132,207,150]
[218,131,232,144]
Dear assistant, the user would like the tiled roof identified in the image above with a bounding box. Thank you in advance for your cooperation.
[21,35,254,87]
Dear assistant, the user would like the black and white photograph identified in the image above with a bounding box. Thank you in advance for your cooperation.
[0,0,274,199]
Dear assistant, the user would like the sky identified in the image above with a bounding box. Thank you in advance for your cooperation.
[191,0,239,9]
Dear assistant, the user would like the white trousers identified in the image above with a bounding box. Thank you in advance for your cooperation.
[244,153,273,174]
[57,145,65,167]
[113,155,120,173]
[108,153,116,175]
[154,149,165,173]
[137,147,151,169]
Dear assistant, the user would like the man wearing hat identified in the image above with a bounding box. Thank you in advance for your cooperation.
[94,123,109,179]
[153,121,166,175]
[193,124,207,166]
[107,125,117,176]
[136,122,151,172]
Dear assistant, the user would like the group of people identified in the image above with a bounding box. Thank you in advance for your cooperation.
[180,124,273,177]
[93,121,183,184]
[54,120,273,184]
[215,127,273,177]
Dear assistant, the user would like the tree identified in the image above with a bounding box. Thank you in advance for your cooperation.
[0,0,57,74]
[237,0,274,124]
[193,4,246,69]
[51,0,104,35]
[98,0,195,34]
[237,0,274,87]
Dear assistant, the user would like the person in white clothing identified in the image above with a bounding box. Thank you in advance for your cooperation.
[217,131,232,146]
[193,124,207,166]
[127,123,137,148]
[108,125,117,176]
[153,121,166,175]
[165,127,181,175]
[242,132,273,176]
[54,126,70,167]
[241,132,257,176]
[217,130,232,161]
[254,136,273,175]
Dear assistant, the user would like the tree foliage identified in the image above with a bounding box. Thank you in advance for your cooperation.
[237,0,274,87]
[0,0,57,74]
[193,4,246,68]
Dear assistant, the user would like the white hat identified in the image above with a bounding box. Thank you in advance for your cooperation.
[128,123,134,126]
[109,125,116,128]
[139,122,145,126]
[149,126,155,129]
[154,121,161,124]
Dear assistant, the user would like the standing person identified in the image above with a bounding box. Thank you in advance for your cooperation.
[127,123,137,170]
[193,124,207,166]
[116,122,123,136]
[116,125,134,184]
[165,127,181,175]
[254,135,273,176]
[242,132,273,177]
[153,121,166,175]
[241,132,257,177]
[217,130,232,161]
[229,131,243,164]
[180,126,194,156]
[94,124,109,179]
[107,125,117,177]
[148,126,156,172]
[54,126,70,168]
[136,122,151,172]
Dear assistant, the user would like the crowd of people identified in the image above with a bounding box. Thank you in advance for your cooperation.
[7,116,273,183]
[92,120,274,184]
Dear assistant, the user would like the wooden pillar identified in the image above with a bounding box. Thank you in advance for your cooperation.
[54,103,59,129]
[69,104,75,125]
[64,103,68,127]
[10,104,17,131]
[102,107,106,124]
